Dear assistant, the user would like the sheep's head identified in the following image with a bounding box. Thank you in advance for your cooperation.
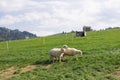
[76,50,82,55]
[63,45,68,48]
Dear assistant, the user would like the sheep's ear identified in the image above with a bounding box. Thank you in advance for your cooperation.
[63,45,68,48]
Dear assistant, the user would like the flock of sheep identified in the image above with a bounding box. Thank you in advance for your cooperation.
[49,45,82,63]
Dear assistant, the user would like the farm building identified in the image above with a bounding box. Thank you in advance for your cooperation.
[83,26,92,31]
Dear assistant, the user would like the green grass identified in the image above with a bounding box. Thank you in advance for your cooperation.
[0,29,120,80]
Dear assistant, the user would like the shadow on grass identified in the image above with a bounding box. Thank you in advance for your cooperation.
[33,59,51,66]
[33,59,67,66]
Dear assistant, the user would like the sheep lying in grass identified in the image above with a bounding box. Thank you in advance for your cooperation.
[62,45,82,60]
[49,48,65,63]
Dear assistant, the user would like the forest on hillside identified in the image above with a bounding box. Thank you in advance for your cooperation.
[0,27,37,41]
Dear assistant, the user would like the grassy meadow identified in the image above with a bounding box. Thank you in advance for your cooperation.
[0,29,120,80]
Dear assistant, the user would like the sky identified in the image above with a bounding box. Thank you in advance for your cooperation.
[0,0,120,36]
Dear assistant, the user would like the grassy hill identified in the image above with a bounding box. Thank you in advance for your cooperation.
[0,29,120,80]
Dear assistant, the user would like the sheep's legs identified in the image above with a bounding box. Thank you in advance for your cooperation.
[58,57,61,62]
[50,56,55,63]
[49,56,52,62]
[59,53,65,62]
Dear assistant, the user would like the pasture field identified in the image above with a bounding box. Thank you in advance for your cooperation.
[0,29,120,80]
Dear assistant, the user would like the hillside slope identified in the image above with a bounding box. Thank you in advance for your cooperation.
[0,29,120,80]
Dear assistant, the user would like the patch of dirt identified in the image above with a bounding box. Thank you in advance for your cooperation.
[0,64,52,80]
[0,65,37,80]
[0,66,18,79]
[105,69,120,79]
[112,70,120,78]
[21,65,37,73]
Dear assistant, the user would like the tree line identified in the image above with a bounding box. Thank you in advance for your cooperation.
[0,27,37,41]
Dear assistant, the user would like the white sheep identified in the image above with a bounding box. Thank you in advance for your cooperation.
[62,45,82,60]
[49,48,65,63]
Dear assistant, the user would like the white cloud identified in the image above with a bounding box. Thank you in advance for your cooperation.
[0,0,43,12]
[0,0,120,36]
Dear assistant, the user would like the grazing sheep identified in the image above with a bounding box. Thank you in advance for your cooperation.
[49,48,65,63]
[62,45,82,60]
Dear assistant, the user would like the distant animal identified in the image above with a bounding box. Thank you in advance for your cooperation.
[62,45,82,60]
[49,48,65,63]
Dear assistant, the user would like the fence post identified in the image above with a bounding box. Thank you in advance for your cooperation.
[6,29,10,52]
[6,41,9,51]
